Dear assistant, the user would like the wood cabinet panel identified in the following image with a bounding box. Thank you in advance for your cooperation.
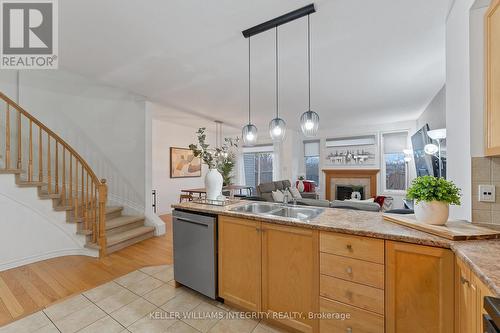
[320,252,384,289]
[261,223,319,333]
[320,232,384,264]
[385,241,454,333]
[455,257,474,333]
[320,297,384,333]
[218,216,261,312]
[486,0,500,156]
[320,274,384,315]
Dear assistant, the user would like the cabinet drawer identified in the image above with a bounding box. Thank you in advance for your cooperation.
[320,297,384,333]
[320,275,384,315]
[320,232,384,264]
[320,253,384,289]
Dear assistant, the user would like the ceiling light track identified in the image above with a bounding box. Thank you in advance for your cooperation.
[242,4,315,38]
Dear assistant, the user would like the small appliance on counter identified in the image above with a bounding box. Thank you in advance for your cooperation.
[484,296,500,333]
[172,210,217,299]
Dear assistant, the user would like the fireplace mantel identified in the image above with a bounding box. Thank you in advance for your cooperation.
[322,169,380,201]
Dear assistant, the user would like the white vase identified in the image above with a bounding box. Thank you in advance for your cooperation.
[297,180,305,192]
[205,168,223,201]
[414,201,449,225]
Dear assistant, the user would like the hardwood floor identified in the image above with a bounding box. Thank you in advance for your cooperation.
[0,214,173,327]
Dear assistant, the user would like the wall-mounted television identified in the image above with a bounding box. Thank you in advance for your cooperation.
[411,124,445,178]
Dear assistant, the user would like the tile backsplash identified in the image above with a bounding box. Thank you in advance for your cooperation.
[472,157,500,224]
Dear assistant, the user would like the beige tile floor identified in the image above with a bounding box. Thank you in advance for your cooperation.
[0,265,290,333]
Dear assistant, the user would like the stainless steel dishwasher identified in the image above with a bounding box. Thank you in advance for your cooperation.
[172,210,217,299]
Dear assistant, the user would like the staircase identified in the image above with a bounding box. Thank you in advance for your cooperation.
[0,92,154,257]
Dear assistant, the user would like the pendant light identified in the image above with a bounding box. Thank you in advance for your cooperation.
[300,14,320,137]
[269,26,286,142]
[242,37,258,145]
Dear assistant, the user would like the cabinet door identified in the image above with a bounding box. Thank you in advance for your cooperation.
[385,241,454,333]
[486,0,500,156]
[261,223,319,333]
[471,273,494,333]
[218,216,261,311]
[455,257,474,333]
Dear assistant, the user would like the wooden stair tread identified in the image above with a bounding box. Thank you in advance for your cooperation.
[106,226,154,246]
[106,206,124,215]
[17,181,47,187]
[106,215,144,230]
[0,169,23,174]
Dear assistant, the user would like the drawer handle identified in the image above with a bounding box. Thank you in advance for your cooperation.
[346,266,353,275]
[346,244,353,251]
[460,276,470,286]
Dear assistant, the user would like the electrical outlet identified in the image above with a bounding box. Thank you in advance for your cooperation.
[479,185,496,203]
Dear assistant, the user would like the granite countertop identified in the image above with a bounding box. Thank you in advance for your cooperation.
[172,200,500,297]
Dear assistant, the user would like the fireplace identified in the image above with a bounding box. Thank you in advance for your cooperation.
[323,169,379,201]
[336,185,365,201]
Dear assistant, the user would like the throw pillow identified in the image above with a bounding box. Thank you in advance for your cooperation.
[289,187,302,199]
[271,190,285,202]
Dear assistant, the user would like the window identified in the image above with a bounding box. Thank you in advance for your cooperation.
[304,141,320,185]
[382,132,408,191]
[243,148,274,189]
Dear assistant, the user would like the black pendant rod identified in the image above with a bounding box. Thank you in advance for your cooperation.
[275,27,279,118]
[242,4,315,38]
[307,14,311,111]
[248,37,251,124]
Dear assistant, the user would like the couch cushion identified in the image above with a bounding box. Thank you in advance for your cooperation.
[257,182,276,195]
[274,181,286,191]
[282,180,291,188]
[261,192,274,202]
[330,200,381,212]
[296,198,330,207]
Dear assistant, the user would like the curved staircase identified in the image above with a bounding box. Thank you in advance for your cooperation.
[0,92,154,257]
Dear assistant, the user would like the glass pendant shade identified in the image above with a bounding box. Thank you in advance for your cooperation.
[300,110,319,137]
[269,117,286,141]
[242,124,258,145]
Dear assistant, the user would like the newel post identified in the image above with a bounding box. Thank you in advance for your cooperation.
[98,178,108,257]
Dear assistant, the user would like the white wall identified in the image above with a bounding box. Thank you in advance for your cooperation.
[0,174,96,271]
[150,103,219,215]
[417,85,446,130]
[0,70,147,215]
[445,0,490,221]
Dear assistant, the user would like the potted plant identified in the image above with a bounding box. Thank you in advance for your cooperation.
[189,128,238,200]
[406,176,461,225]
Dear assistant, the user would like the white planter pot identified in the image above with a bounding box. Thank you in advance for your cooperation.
[297,180,305,192]
[205,168,223,201]
[414,201,450,225]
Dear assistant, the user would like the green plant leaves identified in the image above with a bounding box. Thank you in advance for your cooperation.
[406,176,461,205]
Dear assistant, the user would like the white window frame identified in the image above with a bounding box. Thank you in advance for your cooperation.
[242,145,275,188]
[380,130,410,194]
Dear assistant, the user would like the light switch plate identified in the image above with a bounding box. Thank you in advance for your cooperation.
[479,185,496,203]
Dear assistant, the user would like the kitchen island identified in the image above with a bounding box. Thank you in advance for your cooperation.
[172,201,500,333]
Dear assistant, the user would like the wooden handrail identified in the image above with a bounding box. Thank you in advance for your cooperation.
[0,91,108,257]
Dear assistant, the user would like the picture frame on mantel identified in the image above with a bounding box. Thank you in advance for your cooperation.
[170,147,202,178]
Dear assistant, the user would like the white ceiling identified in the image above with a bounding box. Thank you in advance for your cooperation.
[60,0,452,131]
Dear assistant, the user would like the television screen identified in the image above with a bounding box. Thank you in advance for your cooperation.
[411,125,435,177]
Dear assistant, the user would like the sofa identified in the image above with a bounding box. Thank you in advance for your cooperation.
[255,180,383,212]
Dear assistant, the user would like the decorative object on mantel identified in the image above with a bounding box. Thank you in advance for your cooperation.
[324,135,377,166]
[189,128,239,201]
[170,147,201,178]
[297,175,305,192]
[383,214,500,241]
[406,176,461,225]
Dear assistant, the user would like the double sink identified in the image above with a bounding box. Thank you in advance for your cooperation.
[230,202,324,222]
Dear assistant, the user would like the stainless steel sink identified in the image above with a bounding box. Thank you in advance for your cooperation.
[269,206,324,220]
[230,203,323,222]
[230,202,279,214]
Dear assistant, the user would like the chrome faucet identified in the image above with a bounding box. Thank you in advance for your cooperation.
[283,193,289,205]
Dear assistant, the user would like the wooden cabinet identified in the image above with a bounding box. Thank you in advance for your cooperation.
[385,241,454,333]
[261,223,319,333]
[455,256,494,333]
[218,217,319,333]
[218,216,261,312]
[485,0,500,156]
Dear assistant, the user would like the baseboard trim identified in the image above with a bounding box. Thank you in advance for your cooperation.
[0,248,98,272]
